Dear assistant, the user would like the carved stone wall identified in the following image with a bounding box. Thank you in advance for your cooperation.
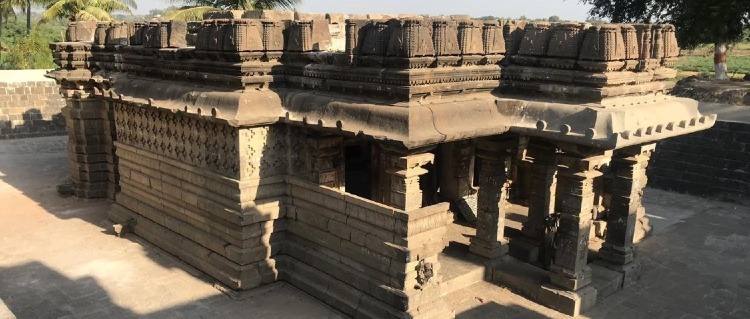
[110,104,297,289]
[284,178,452,318]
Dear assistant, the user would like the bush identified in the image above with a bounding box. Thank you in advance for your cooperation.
[0,14,65,70]
[3,31,56,69]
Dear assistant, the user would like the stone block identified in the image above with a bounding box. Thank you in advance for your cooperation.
[144,21,187,48]
[223,20,264,52]
[241,10,294,20]
[203,10,244,19]
[549,265,593,291]
[286,19,331,52]
[538,284,597,316]
[67,21,97,42]
[508,236,540,263]
[589,262,624,302]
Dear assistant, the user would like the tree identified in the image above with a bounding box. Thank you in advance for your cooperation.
[0,1,16,55]
[548,15,560,22]
[580,0,750,80]
[0,0,16,44]
[4,29,54,68]
[166,0,301,21]
[1,0,45,35]
[38,0,138,22]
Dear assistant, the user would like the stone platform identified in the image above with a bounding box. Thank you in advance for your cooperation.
[1,136,750,318]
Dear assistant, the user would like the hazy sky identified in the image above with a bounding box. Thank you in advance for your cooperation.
[134,0,595,21]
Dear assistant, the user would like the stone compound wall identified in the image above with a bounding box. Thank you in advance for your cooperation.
[0,70,66,139]
[648,120,750,205]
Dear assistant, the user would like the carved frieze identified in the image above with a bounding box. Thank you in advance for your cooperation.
[114,103,240,178]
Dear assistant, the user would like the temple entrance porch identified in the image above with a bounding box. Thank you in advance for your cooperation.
[339,132,657,317]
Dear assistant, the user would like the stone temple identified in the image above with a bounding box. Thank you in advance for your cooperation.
[47,11,715,318]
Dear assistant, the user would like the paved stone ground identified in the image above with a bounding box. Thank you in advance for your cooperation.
[0,136,343,319]
[1,136,749,319]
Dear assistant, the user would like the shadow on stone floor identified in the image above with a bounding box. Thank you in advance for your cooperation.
[456,301,552,319]
[0,137,217,282]
[0,261,562,319]
[0,261,136,318]
[0,261,344,319]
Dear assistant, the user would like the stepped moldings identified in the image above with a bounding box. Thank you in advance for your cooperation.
[48,12,714,318]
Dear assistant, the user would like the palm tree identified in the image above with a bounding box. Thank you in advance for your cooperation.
[0,0,16,59]
[39,0,137,23]
[166,0,300,21]
[1,0,42,35]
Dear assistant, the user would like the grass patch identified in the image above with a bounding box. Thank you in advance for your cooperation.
[675,55,750,76]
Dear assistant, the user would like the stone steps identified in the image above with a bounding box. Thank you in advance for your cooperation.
[438,245,487,297]
[489,255,631,316]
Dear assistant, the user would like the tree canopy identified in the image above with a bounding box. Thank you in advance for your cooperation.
[39,0,138,23]
[581,0,750,49]
[166,0,300,21]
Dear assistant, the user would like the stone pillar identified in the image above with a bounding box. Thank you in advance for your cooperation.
[522,141,558,241]
[307,134,344,190]
[438,140,477,220]
[63,97,117,199]
[549,152,606,291]
[388,150,434,211]
[599,144,655,266]
[469,137,514,259]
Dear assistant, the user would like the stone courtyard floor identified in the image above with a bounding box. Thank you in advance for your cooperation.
[1,136,749,319]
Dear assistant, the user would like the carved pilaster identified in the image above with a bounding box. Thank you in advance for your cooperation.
[439,140,477,220]
[388,151,434,211]
[549,152,606,291]
[522,142,558,241]
[599,144,655,266]
[469,137,514,259]
[307,134,344,190]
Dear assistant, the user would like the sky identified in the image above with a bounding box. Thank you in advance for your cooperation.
[133,0,595,21]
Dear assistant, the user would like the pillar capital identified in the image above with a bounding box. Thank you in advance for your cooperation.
[386,150,434,211]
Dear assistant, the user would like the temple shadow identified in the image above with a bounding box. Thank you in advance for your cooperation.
[0,108,66,139]
[456,301,554,319]
[0,135,109,227]
[0,262,135,318]
[0,261,344,318]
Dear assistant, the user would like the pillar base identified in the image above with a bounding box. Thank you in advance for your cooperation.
[549,265,593,291]
[594,259,642,288]
[469,238,508,259]
[490,256,600,317]
[508,236,540,264]
[598,244,635,265]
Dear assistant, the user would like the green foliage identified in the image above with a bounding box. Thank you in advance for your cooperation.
[39,0,137,22]
[1,13,65,69]
[166,0,300,20]
[580,0,750,48]
[4,30,53,69]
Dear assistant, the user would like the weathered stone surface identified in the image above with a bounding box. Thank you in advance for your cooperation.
[46,14,718,319]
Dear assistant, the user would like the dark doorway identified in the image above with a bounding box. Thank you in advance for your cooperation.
[344,142,372,199]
